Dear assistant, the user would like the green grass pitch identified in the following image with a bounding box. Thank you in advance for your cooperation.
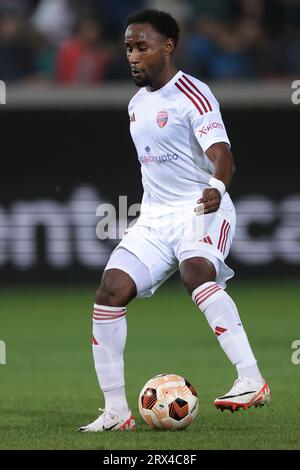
[0,280,300,450]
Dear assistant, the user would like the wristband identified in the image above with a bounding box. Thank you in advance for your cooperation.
[208,177,226,198]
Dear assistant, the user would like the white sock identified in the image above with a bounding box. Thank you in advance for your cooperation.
[192,282,263,384]
[92,304,130,419]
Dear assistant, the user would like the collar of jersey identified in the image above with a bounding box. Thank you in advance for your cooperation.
[145,70,183,95]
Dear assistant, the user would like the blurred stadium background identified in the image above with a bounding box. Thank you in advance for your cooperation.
[0,0,300,450]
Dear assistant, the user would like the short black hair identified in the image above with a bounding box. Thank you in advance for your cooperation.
[126,9,180,47]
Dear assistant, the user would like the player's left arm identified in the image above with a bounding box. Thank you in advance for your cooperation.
[185,80,235,215]
[195,143,235,215]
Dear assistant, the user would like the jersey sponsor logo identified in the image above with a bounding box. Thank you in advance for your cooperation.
[156,110,168,128]
[138,152,179,165]
[130,112,136,122]
[198,122,224,137]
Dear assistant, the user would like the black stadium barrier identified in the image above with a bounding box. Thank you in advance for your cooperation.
[0,105,299,283]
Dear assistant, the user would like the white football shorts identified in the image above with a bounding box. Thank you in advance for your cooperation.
[105,193,236,298]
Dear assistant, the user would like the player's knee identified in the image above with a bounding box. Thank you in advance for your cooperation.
[180,257,216,296]
[95,269,136,306]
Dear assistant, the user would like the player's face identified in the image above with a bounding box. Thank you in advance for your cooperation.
[125,23,166,87]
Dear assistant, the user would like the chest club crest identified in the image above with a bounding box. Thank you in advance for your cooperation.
[156,110,168,128]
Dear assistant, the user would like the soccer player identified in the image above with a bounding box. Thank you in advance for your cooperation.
[79,9,270,432]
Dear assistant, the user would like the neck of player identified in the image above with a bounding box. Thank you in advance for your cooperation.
[147,65,178,92]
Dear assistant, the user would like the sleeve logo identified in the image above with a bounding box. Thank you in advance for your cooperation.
[198,122,224,137]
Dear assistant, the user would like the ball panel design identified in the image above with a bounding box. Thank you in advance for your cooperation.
[139,373,198,431]
[160,384,182,402]
[168,398,189,421]
[141,388,157,409]
[152,402,169,421]
[143,412,156,429]
[160,418,174,431]
[184,379,198,397]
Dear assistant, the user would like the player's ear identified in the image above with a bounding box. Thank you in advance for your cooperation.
[164,37,175,56]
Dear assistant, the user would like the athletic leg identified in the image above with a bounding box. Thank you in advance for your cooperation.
[180,256,270,411]
[79,249,152,432]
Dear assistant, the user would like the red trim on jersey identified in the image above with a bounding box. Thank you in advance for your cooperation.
[175,82,204,115]
[182,74,213,112]
[178,77,209,113]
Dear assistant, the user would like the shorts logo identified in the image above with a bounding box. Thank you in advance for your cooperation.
[199,235,213,245]
[156,110,168,128]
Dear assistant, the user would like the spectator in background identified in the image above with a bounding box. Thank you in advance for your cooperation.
[182,15,254,80]
[146,0,190,21]
[31,0,78,46]
[32,29,56,81]
[0,13,36,82]
[56,18,110,85]
[236,17,284,79]
[186,0,234,21]
[1,0,299,84]
[105,35,132,81]
[210,24,255,79]
[0,0,36,16]
[180,16,221,78]
[90,0,146,41]
[273,0,300,76]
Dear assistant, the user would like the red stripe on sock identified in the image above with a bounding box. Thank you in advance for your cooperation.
[94,307,126,314]
[93,311,126,321]
[195,284,218,303]
[93,310,126,316]
[196,286,222,306]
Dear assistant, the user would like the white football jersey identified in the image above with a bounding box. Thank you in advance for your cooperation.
[128,71,230,211]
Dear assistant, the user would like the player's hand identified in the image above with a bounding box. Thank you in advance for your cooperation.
[194,188,221,215]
